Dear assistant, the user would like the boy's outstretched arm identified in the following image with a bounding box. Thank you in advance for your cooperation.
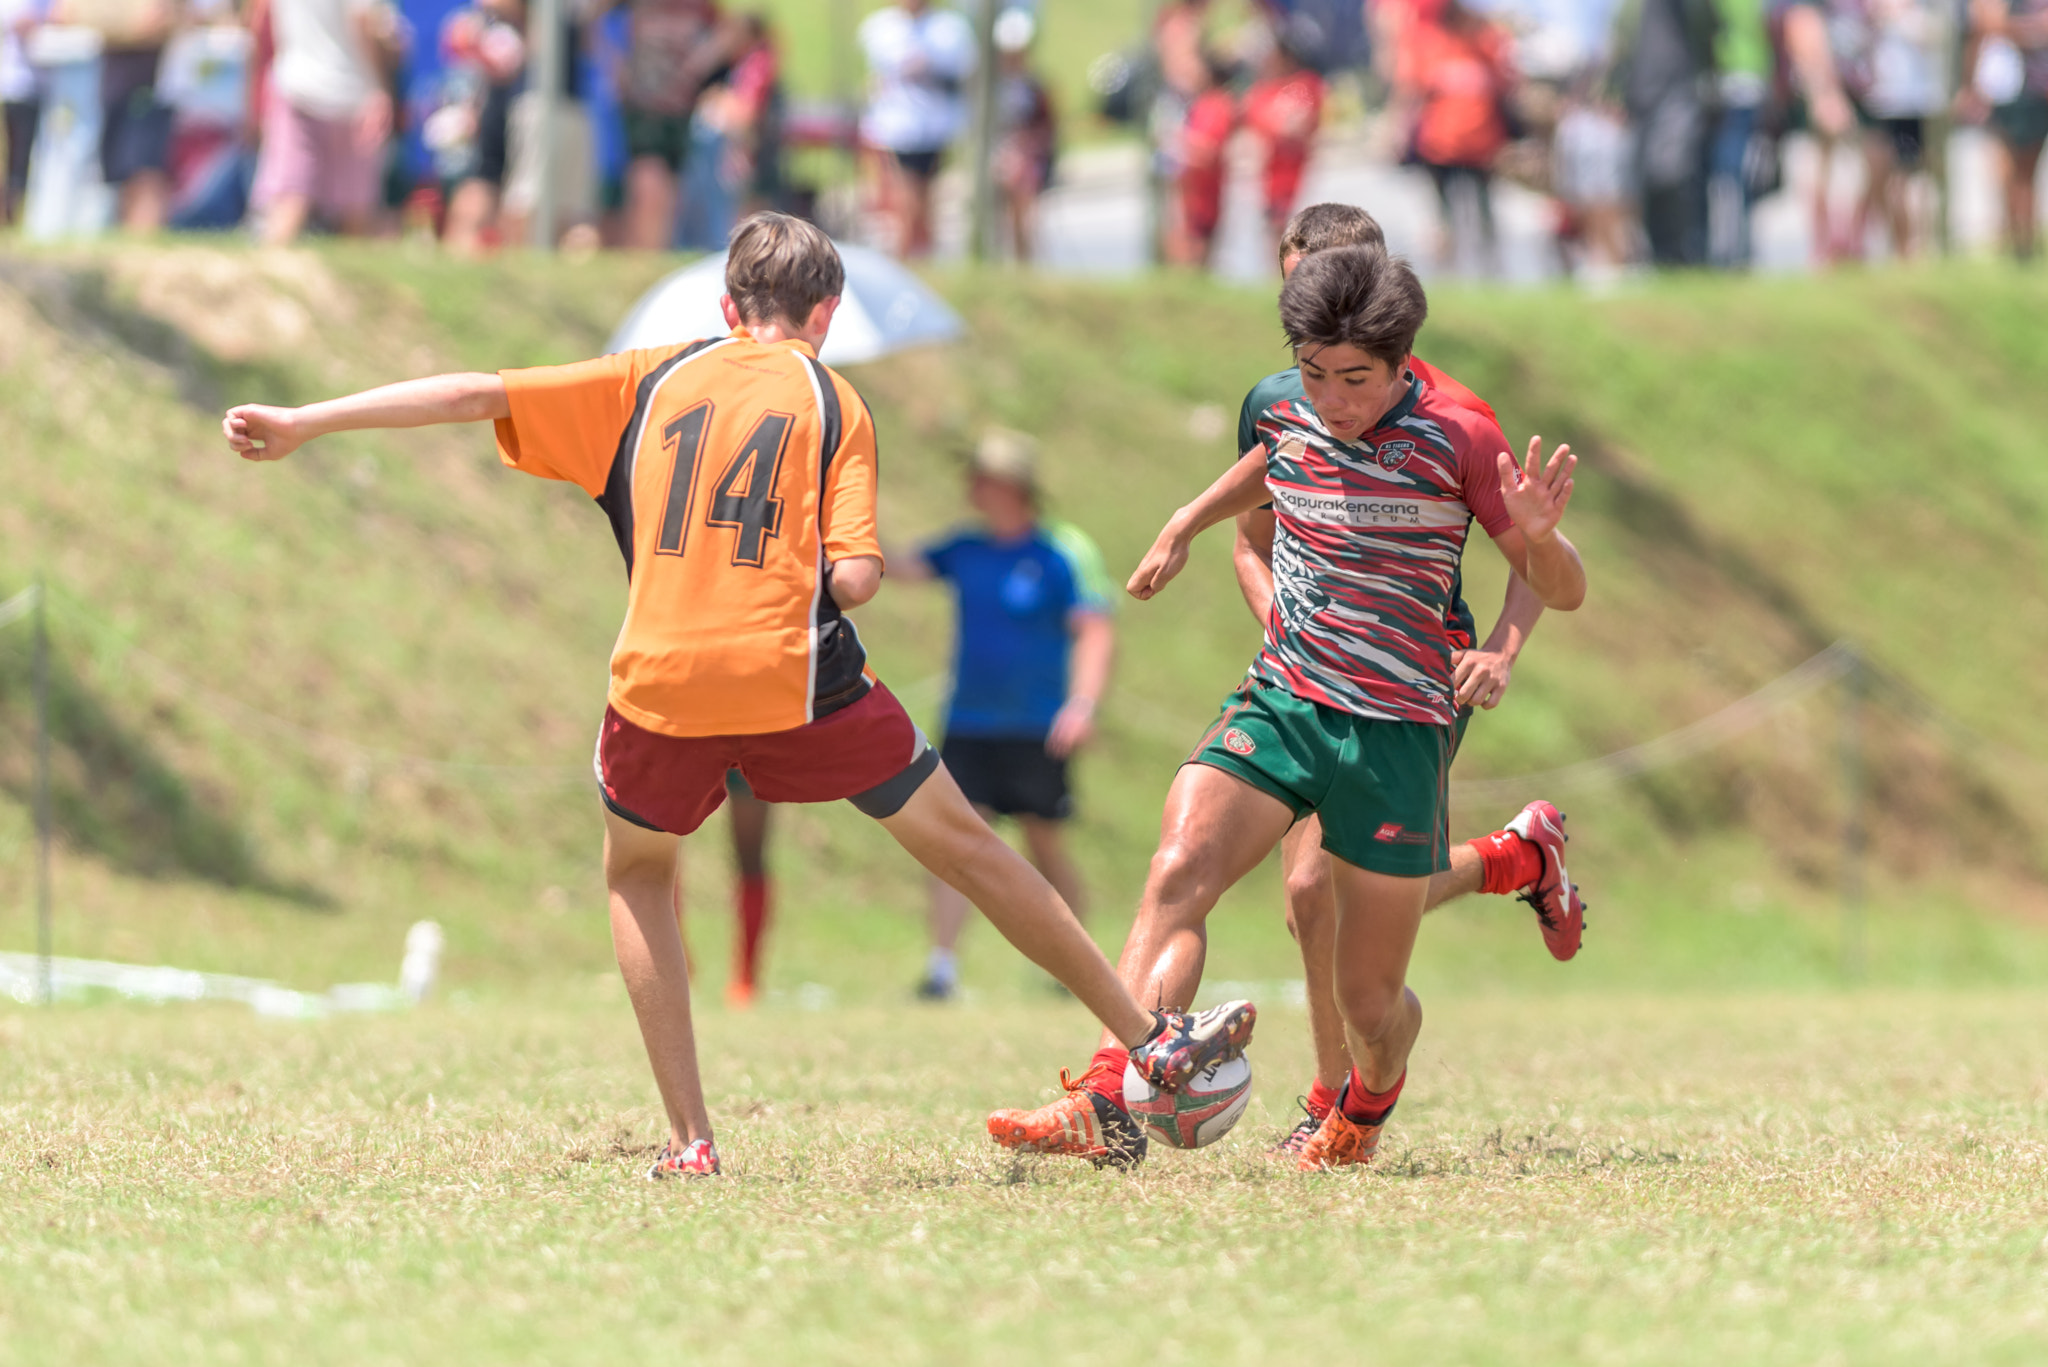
[222,373,510,462]
[1127,447,1271,601]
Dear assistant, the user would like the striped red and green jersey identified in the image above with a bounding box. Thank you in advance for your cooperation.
[1249,372,1515,726]
[1237,358,1498,651]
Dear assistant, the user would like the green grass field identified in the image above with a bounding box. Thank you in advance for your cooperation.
[5,245,2048,1361]
[8,990,2047,1365]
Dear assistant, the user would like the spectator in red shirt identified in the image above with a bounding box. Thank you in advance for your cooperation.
[1244,21,1325,256]
[1395,0,1515,272]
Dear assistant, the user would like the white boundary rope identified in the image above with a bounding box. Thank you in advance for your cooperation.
[5,583,2010,806]
[0,584,36,630]
[1449,643,1862,805]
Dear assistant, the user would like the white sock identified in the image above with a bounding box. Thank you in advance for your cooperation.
[926,947,957,987]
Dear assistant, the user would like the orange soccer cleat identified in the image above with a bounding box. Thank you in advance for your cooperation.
[1294,1107,1388,1171]
[1295,1072,1401,1172]
[986,1059,1149,1170]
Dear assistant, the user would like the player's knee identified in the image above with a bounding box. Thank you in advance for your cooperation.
[1145,837,1223,917]
[1284,863,1334,928]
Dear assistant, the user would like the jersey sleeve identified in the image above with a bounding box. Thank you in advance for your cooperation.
[494,351,650,497]
[1455,411,1516,538]
[819,382,883,565]
[1047,520,1115,615]
[1236,384,1263,458]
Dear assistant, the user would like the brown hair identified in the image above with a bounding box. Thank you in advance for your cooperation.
[725,212,845,327]
[1276,202,1386,270]
[1278,244,1427,367]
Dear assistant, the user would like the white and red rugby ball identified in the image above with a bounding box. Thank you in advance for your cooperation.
[1123,1054,1253,1150]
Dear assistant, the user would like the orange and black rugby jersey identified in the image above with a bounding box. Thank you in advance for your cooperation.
[494,328,883,738]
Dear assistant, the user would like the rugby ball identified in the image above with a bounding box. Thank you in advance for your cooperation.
[1123,1054,1253,1150]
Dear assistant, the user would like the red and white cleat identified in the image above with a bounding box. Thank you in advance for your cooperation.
[647,1137,721,1179]
[1505,800,1584,961]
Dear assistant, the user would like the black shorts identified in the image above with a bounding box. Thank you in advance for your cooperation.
[623,106,692,171]
[100,49,172,184]
[5,100,37,195]
[891,147,944,180]
[1875,115,1925,169]
[940,735,1071,821]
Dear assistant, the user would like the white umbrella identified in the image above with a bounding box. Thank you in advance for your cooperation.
[606,242,965,365]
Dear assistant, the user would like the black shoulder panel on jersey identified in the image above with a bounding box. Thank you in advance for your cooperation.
[594,337,723,579]
[802,354,843,490]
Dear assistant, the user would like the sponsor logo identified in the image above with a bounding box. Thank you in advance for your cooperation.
[1223,728,1257,755]
[1375,822,1404,842]
[1373,439,1417,472]
[1268,486,1467,530]
[1374,822,1430,845]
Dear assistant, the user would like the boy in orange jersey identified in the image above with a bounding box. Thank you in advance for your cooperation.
[221,212,1255,1178]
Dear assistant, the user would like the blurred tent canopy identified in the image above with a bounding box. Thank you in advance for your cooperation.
[606,243,965,364]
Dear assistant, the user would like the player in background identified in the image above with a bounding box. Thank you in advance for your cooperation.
[706,771,773,1009]
[1244,202,1585,1159]
[220,211,1255,1179]
[893,429,1116,1001]
[988,243,1586,1171]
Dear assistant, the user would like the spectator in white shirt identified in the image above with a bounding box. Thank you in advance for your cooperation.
[858,0,973,258]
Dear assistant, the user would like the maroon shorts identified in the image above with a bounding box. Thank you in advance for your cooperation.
[596,682,939,836]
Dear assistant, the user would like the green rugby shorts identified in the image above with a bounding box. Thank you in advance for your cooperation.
[1187,678,1455,877]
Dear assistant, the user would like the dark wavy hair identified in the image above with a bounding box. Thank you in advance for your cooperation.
[1277,244,1427,368]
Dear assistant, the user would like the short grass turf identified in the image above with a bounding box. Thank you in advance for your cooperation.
[7,990,2047,1365]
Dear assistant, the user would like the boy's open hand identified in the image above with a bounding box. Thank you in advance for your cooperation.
[223,405,307,461]
[1496,436,1575,545]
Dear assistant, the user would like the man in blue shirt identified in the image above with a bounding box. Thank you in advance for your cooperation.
[901,429,1117,999]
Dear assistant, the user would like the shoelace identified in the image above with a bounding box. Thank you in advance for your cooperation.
[1274,1098,1322,1153]
[1517,884,1559,930]
[1059,1061,1122,1097]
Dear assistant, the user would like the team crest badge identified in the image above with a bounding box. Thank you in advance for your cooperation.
[1223,729,1256,756]
[1373,439,1416,472]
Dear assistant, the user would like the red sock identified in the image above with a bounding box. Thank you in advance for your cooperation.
[733,875,770,989]
[1340,1068,1406,1126]
[1085,1045,1130,1098]
[1304,1077,1339,1122]
[1469,829,1542,895]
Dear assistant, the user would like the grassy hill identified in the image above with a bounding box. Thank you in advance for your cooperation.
[2,244,2045,1000]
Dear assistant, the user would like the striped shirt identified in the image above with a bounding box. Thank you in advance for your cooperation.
[1250,372,1514,725]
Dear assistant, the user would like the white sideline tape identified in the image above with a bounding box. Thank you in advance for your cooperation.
[0,920,441,1016]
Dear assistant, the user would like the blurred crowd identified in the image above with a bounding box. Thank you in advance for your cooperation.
[1116,0,2048,272]
[2,0,2043,266]
[0,0,1071,255]
[0,0,796,248]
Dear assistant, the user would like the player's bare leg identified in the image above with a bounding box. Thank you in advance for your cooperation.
[725,784,773,1007]
[1280,819,1352,1092]
[603,810,719,1177]
[1294,825,1480,1076]
[984,762,1284,1166]
[1274,814,1556,1158]
[1019,816,1087,925]
[1096,763,1298,1045]
[880,768,1157,1049]
[1295,860,1428,1171]
[919,802,994,999]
